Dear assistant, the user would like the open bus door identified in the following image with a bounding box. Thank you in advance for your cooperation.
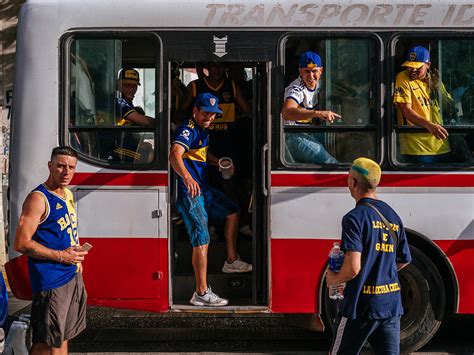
[170,61,269,309]
[252,62,270,305]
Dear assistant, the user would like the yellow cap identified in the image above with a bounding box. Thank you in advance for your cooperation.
[402,61,425,69]
[351,157,381,187]
[119,68,140,85]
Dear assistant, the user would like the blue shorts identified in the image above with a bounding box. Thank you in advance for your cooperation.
[402,152,452,164]
[176,187,239,247]
[330,313,400,354]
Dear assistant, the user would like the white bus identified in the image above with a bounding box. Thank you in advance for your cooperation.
[6,0,474,352]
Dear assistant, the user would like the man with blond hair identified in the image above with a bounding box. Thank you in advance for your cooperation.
[327,158,412,354]
[393,46,453,164]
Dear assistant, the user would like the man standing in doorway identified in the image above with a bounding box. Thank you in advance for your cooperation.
[170,93,252,307]
[326,157,412,354]
[14,146,88,355]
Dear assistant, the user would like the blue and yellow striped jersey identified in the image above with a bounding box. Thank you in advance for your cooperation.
[172,118,209,197]
[28,184,79,293]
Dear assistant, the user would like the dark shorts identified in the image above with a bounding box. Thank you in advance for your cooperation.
[31,272,87,348]
[176,186,239,247]
[330,313,400,355]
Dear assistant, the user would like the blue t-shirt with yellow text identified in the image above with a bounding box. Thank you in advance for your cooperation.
[340,197,412,319]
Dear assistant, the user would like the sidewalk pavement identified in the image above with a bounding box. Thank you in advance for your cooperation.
[8,293,30,316]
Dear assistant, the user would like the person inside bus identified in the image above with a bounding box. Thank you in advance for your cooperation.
[112,67,155,163]
[393,46,454,164]
[170,93,252,306]
[226,63,254,235]
[174,62,251,163]
[174,62,252,231]
[281,51,341,164]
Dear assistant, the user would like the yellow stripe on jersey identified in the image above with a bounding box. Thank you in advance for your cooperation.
[173,140,190,150]
[183,146,208,162]
[114,147,141,159]
[32,191,50,224]
[213,103,236,123]
[203,77,224,92]
[65,189,80,272]
[117,110,135,126]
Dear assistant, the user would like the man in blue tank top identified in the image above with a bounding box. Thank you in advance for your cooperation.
[14,146,89,354]
[326,158,412,354]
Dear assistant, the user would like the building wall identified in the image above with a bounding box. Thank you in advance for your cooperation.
[0,1,24,266]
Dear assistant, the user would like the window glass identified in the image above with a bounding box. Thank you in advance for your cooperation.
[393,38,474,166]
[68,36,158,166]
[282,36,378,166]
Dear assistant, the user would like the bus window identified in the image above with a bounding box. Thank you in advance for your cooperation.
[393,37,474,166]
[67,36,159,167]
[281,36,379,166]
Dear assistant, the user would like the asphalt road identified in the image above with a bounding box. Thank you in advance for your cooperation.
[69,307,473,353]
[10,303,474,353]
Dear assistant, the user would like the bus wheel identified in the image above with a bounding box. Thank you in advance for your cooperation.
[322,246,445,353]
[399,246,445,353]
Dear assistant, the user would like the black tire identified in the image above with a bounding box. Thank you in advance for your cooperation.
[323,246,445,353]
[399,246,445,352]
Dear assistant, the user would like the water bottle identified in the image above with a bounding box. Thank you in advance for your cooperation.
[3,316,31,355]
[328,242,345,300]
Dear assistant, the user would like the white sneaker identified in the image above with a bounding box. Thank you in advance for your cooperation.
[222,256,252,273]
[190,286,228,306]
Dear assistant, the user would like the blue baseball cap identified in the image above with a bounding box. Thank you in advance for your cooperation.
[403,46,430,69]
[194,93,223,114]
[299,51,322,69]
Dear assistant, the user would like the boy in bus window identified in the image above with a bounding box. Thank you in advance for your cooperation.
[393,46,454,164]
[113,67,155,163]
[170,93,252,307]
[281,51,340,164]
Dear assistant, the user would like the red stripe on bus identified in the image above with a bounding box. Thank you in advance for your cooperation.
[71,172,168,186]
[271,173,474,187]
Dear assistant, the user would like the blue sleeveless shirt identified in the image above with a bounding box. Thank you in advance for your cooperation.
[28,184,80,293]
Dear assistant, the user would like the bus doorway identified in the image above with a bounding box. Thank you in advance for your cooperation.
[170,62,269,308]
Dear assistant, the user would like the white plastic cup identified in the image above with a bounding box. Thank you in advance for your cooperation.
[218,157,234,180]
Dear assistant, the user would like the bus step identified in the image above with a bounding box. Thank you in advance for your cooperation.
[172,274,252,303]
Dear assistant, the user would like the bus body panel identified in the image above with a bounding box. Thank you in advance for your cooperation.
[82,237,170,312]
[271,172,474,313]
[19,0,474,30]
[6,0,474,328]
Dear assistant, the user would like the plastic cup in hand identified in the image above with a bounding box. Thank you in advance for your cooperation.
[218,157,233,180]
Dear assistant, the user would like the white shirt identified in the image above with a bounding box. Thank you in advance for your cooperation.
[284,77,320,124]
